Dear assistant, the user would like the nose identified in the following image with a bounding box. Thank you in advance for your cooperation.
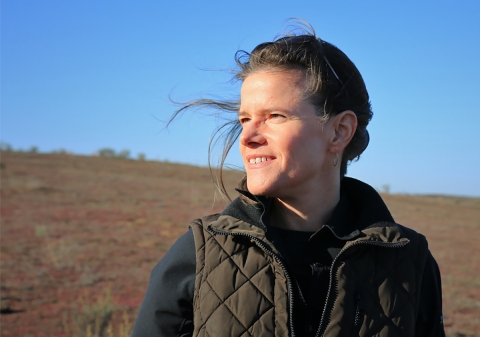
[239,121,266,148]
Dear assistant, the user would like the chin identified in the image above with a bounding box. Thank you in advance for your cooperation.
[246,178,277,197]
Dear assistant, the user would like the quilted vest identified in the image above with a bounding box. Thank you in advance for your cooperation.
[190,214,429,337]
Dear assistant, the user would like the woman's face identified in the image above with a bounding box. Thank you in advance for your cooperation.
[239,70,334,198]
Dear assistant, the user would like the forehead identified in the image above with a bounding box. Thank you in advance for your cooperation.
[243,69,307,88]
[239,70,308,110]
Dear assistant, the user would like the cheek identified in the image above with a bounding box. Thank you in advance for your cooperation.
[288,132,327,164]
[281,131,310,155]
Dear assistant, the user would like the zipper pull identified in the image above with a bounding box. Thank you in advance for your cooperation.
[353,292,365,334]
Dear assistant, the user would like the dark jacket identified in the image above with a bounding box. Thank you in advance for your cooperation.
[131,178,445,337]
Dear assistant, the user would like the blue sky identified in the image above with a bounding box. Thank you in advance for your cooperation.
[2,1,479,197]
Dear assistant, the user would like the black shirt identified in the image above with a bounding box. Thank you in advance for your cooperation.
[267,193,353,336]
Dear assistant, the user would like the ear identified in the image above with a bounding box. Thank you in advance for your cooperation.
[329,110,357,154]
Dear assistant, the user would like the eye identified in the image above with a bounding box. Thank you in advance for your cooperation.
[239,117,250,125]
[269,113,286,121]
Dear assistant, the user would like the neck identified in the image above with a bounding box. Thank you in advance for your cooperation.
[269,179,341,232]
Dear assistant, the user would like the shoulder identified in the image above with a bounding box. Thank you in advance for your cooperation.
[396,223,429,250]
[189,213,222,246]
[393,223,434,280]
[150,229,196,280]
[189,213,221,229]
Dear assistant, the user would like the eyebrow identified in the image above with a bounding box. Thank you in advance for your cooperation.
[238,107,291,117]
[237,111,250,118]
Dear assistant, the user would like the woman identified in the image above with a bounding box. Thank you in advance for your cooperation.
[132,24,445,337]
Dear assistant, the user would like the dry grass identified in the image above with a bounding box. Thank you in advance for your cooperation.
[59,286,132,337]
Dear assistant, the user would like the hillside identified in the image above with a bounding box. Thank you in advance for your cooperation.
[1,151,479,336]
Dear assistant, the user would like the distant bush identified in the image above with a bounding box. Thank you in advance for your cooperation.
[98,148,116,158]
[52,148,68,154]
[137,153,146,161]
[0,142,13,151]
[97,148,132,160]
[0,143,42,153]
[117,149,130,159]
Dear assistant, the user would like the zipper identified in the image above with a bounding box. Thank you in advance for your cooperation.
[353,291,364,335]
[353,297,360,327]
[314,239,409,337]
[207,226,297,337]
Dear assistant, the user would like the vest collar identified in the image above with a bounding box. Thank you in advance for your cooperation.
[216,177,405,245]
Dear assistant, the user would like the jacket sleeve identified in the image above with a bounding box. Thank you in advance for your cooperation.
[131,230,196,337]
[415,250,446,337]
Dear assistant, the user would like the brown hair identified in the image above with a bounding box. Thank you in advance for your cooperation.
[169,22,373,200]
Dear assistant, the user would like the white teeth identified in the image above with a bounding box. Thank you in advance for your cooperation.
[249,157,270,164]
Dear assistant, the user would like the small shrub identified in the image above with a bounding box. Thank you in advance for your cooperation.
[63,287,133,337]
[39,227,78,269]
[29,146,39,153]
[117,149,130,159]
[0,142,12,151]
[34,225,48,237]
[97,148,131,159]
[98,148,116,158]
[52,148,68,154]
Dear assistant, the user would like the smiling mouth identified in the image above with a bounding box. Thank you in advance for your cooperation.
[248,156,273,164]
